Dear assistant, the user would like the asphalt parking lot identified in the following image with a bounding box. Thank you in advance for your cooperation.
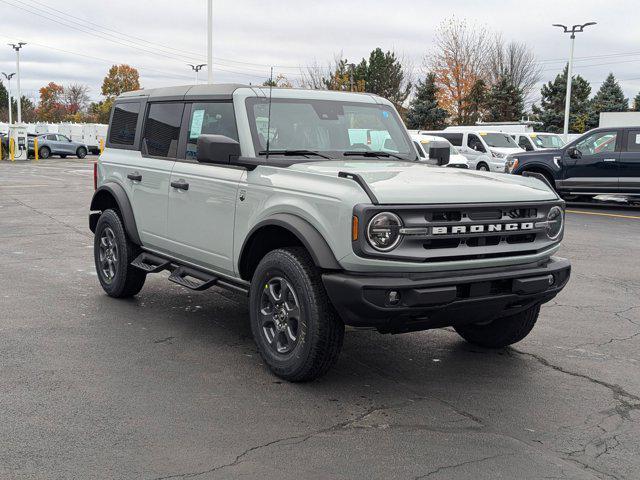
[1,158,639,480]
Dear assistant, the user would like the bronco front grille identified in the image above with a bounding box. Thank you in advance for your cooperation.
[353,201,563,263]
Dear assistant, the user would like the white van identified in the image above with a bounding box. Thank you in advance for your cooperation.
[511,132,565,151]
[409,133,468,168]
[419,130,518,172]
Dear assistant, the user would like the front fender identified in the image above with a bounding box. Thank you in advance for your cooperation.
[240,213,341,271]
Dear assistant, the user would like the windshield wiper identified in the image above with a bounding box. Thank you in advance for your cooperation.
[342,150,406,160]
[258,149,333,159]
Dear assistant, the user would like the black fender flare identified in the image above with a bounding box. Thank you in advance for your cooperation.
[89,182,141,245]
[240,213,341,273]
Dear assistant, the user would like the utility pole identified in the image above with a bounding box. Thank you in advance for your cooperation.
[189,64,207,84]
[207,0,213,83]
[349,63,355,92]
[1,72,15,124]
[8,42,26,123]
[552,22,596,141]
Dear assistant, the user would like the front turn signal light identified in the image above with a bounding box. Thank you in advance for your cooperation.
[352,215,359,241]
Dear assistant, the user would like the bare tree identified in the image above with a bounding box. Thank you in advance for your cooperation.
[63,83,90,115]
[427,17,490,124]
[487,35,542,100]
[299,59,331,90]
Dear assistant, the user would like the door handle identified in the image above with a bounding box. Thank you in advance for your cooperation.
[603,158,617,162]
[171,180,189,191]
[127,172,142,181]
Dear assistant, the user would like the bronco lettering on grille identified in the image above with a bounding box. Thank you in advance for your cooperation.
[431,222,534,235]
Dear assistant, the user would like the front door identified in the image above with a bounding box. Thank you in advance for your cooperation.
[464,133,487,162]
[619,129,640,194]
[57,135,75,155]
[166,101,243,276]
[560,130,620,193]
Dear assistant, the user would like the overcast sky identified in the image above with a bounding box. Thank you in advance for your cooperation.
[1,0,639,107]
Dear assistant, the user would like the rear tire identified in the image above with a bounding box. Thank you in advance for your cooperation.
[249,247,344,382]
[94,209,146,298]
[454,305,540,348]
[76,147,87,159]
[39,147,51,159]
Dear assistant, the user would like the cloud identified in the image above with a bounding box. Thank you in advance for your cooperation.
[0,0,638,104]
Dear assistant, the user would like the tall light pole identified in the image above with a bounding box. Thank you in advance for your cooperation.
[1,72,15,124]
[189,64,207,84]
[552,23,596,141]
[207,0,213,84]
[8,42,26,124]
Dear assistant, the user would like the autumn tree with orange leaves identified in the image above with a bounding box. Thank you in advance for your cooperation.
[428,18,490,125]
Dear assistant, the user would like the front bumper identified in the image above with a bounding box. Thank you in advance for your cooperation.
[322,256,570,333]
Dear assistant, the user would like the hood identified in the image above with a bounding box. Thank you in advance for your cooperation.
[512,148,563,159]
[491,147,524,155]
[286,160,557,204]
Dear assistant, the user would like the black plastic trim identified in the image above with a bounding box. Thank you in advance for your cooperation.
[89,183,141,245]
[338,171,379,204]
[240,214,341,275]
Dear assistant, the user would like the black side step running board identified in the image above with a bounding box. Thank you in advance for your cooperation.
[168,266,219,291]
[130,252,249,295]
[131,252,171,273]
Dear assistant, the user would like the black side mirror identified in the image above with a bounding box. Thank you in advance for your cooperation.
[429,141,451,166]
[197,134,241,165]
[566,147,581,159]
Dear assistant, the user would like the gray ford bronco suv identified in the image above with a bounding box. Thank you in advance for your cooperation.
[89,84,571,381]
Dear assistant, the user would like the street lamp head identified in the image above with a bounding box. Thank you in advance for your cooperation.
[581,22,597,29]
[1,72,16,80]
[552,24,568,32]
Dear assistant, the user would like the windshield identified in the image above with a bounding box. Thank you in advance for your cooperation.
[246,98,416,160]
[481,133,519,148]
[532,134,565,149]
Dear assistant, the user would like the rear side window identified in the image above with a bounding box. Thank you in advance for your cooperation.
[627,130,640,152]
[109,103,140,146]
[186,102,238,160]
[440,133,463,146]
[142,102,185,158]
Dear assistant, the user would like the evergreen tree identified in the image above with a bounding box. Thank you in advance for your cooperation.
[406,73,447,130]
[0,80,8,122]
[633,91,640,112]
[484,75,524,122]
[356,48,411,111]
[464,79,488,124]
[587,73,629,129]
[531,65,591,133]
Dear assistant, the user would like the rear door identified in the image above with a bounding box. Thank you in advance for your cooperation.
[561,130,620,193]
[166,101,244,275]
[619,129,640,194]
[131,101,184,249]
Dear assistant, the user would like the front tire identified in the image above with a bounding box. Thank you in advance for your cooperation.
[477,163,489,171]
[76,147,87,159]
[454,305,540,348]
[94,209,146,298]
[249,247,344,382]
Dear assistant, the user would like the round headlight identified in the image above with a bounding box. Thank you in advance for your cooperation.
[367,212,402,251]
[546,206,564,240]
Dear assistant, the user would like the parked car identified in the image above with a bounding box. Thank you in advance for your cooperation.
[89,84,571,382]
[512,133,566,152]
[508,126,640,198]
[419,130,512,172]
[409,133,468,168]
[28,133,88,159]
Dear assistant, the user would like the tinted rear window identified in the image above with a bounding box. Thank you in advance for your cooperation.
[109,103,140,146]
[439,133,463,146]
[142,102,185,158]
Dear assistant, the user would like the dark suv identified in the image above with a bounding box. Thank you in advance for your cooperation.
[508,127,640,198]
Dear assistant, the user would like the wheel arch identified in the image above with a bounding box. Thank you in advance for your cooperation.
[89,183,141,245]
[518,163,557,187]
[238,214,341,281]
